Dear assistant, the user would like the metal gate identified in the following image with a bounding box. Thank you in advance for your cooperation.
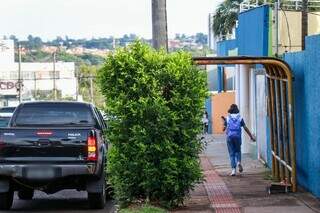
[193,56,296,192]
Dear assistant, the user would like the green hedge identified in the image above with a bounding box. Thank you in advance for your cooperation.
[98,41,207,208]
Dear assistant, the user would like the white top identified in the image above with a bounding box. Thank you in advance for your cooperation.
[202,114,209,124]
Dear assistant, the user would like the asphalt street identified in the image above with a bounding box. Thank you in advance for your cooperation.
[3,190,115,213]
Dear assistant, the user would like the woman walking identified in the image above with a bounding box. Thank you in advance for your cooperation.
[202,111,209,134]
[223,104,255,176]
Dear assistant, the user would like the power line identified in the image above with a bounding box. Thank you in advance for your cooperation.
[279,7,293,50]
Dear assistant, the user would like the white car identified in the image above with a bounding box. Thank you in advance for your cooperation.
[0,107,16,127]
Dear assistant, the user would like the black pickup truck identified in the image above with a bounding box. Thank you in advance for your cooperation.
[0,102,108,210]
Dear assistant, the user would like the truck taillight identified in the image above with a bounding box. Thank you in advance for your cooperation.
[87,135,98,161]
[36,131,53,136]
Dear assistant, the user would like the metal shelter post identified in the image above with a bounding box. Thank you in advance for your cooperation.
[193,56,297,192]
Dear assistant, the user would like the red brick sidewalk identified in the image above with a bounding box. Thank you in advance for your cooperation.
[201,156,241,213]
[174,134,320,213]
[172,156,241,213]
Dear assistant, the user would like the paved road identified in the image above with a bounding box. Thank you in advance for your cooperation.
[3,190,115,213]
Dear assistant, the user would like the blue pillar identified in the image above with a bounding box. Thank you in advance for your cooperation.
[217,66,224,93]
[205,97,212,134]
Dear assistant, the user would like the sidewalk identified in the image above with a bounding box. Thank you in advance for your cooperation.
[173,134,320,213]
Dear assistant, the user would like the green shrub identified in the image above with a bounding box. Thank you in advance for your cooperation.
[120,204,167,213]
[98,41,207,208]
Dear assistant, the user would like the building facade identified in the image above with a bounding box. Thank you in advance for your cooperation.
[0,40,77,106]
[209,4,320,198]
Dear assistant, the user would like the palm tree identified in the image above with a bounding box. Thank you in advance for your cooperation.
[301,0,308,50]
[213,0,242,39]
[212,0,276,39]
[152,0,168,51]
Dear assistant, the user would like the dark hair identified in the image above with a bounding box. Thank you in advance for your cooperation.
[228,104,239,114]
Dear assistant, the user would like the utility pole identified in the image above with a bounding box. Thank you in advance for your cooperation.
[112,37,116,50]
[75,67,79,101]
[301,0,308,50]
[34,72,37,100]
[208,13,215,51]
[90,75,94,104]
[18,44,22,103]
[275,0,279,56]
[152,0,168,51]
[53,52,57,100]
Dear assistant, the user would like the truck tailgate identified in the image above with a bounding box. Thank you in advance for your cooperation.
[0,128,92,163]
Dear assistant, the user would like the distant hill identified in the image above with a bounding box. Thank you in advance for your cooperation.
[5,33,209,66]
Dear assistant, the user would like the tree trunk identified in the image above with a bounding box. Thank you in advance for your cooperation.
[152,0,168,51]
[301,0,308,50]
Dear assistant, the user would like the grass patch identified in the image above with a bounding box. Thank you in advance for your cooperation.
[119,204,167,213]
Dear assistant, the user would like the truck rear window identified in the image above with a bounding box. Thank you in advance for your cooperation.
[14,103,95,126]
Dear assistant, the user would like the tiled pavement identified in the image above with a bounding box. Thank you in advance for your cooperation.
[173,134,320,213]
[201,156,240,213]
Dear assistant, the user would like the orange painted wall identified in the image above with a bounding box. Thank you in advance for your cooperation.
[211,92,235,134]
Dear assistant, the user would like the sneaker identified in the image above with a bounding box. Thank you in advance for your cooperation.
[230,168,236,176]
[238,163,243,173]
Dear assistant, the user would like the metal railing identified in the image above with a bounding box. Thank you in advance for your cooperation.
[281,0,320,10]
[193,56,297,192]
[240,0,266,12]
[240,0,320,12]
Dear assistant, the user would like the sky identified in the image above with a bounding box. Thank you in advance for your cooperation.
[0,0,222,41]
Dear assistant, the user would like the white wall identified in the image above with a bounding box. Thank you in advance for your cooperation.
[239,65,251,153]
[0,39,78,103]
[0,40,14,69]
[0,62,77,98]
[236,65,268,158]
[255,74,267,162]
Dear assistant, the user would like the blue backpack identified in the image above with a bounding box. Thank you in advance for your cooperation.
[226,114,242,139]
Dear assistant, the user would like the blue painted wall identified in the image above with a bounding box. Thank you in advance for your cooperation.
[216,5,270,57]
[208,67,219,92]
[216,6,272,165]
[236,5,272,166]
[284,35,320,197]
[237,5,270,56]
[205,97,212,134]
[217,39,237,56]
[216,40,237,92]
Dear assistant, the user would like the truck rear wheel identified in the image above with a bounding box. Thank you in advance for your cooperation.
[88,191,106,209]
[0,190,13,210]
[88,172,106,209]
[18,189,34,200]
[88,182,106,209]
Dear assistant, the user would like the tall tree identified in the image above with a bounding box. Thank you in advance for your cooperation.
[152,0,168,51]
[212,0,276,39]
[212,0,242,39]
[195,33,208,45]
[301,0,308,50]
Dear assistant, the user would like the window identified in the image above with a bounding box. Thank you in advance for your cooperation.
[10,72,18,80]
[49,71,60,79]
[94,107,107,130]
[23,71,34,79]
[14,103,95,126]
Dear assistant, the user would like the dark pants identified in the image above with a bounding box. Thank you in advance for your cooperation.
[227,137,242,169]
[204,124,208,134]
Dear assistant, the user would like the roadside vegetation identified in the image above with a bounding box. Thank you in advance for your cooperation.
[99,41,207,209]
[120,204,167,213]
